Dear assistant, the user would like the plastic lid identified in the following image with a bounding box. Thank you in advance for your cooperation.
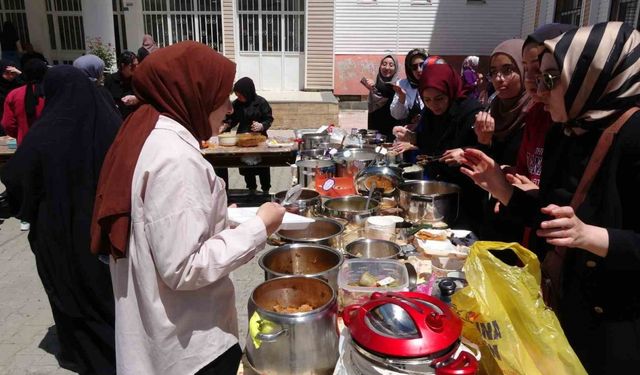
[438,278,457,297]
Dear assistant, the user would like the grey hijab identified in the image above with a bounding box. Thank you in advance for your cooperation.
[73,54,105,82]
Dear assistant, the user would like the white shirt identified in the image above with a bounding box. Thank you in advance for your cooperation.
[389,78,424,121]
[110,115,267,375]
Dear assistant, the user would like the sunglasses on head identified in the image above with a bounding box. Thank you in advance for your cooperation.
[536,72,561,90]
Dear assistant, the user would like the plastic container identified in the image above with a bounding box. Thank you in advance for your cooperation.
[338,259,409,308]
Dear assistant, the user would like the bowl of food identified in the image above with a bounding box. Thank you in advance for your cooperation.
[218,133,237,146]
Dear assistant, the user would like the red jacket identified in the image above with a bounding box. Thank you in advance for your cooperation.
[2,84,45,145]
[516,102,553,186]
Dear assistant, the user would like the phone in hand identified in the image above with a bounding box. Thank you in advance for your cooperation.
[360,77,369,87]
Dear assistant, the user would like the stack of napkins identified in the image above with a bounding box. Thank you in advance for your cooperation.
[227,207,315,231]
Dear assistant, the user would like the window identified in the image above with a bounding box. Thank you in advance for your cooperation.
[237,0,305,53]
[0,0,30,44]
[142,0,223,51]
[554,0,583,26]
[45,0,85,51]
[610,0,640,30]
[113,0,127,55]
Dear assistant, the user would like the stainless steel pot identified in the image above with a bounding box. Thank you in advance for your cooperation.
[277,217,344,248]
[323,195,380,226]
[302,133,331,150]
[333,149,380,177]
[355,166,404,197]
[259,243,344,289]
[299,148,331,160]
[296,159,335,189]
[246,276,338,375]
[344,239,401,259]
[398,180,460,225]
[273,188,321,217]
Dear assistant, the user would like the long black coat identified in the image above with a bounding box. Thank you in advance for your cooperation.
[505,112,640,374]
[1,66,121,374]
[224,95,273,136]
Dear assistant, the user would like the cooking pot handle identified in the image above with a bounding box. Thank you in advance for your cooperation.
[410,195,434,202]
[342,304,361,327]
[434,351,478,375]
[256,325,288,342]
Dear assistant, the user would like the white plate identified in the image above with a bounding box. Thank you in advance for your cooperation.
[227,207,314,230]
[266,139,295,148]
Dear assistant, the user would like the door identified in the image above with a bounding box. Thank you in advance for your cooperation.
[236,0,305,91]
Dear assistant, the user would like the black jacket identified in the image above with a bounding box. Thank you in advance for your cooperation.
[104,71,137,119]
[415,97,485,232]
[505,112,640,373]
[224,95,273,136]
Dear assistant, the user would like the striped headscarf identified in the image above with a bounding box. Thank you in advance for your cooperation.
[543,22,640,127]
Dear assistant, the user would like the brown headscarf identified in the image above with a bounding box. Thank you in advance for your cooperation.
[489,39,532,141]
[90,41,236,259]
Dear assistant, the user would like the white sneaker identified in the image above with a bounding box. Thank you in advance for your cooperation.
[20,222,30,231]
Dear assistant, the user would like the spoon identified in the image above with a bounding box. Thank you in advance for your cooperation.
[282,184,302,206]
[365,181,376,211]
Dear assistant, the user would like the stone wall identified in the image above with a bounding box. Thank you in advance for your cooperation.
[271,102,339,130]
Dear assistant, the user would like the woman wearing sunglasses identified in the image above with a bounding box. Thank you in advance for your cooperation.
[388,49,427,129]
[461,22,640,373]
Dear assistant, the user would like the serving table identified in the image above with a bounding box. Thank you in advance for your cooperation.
[0,137,298,169]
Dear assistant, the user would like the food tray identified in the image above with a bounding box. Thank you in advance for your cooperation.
[337,259,409,308]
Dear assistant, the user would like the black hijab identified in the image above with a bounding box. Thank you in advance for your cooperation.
[1,65,122,223]
[23,59,47,121]
[404,48,428,88]
[374,54,399,98]
[234,77,256,103]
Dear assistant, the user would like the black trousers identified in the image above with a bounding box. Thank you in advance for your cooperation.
[241,167,271,192]
[195,344,242,375]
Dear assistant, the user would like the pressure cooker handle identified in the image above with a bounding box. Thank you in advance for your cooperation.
[256,325,288,342]
[434,351,478,375]
[410,195,434,202]
[342,304,361,327]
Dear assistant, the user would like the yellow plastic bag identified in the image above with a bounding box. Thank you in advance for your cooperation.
[451,241,586,375]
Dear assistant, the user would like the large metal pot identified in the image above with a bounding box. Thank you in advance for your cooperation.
[246,276,338,375]
[277,217,344,248]
[323,195,380,226]
[299,148,331,160]
[333,149,380,177]
[273,188,321,217]
[302,133,331,150]
[296,159,335,189]
[259,243,343,289]
[398,180,460,225]
[344,239,401,259]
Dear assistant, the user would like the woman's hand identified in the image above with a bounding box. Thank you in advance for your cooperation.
[441,148,465,166]
[474,111,495,145]
[257,202,286,236]
[459,148,513,204]
[391,141,417,154]
[122,95,139,106]
[251,121,264,132]
[538,204,609,257]
[392,126,411,141]
[390,84,406,103]
[364,78,375,91]
[505,173,538,192]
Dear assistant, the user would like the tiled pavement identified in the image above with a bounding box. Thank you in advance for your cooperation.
[0,110,367,374]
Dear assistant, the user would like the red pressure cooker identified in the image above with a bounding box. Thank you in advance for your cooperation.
[342,291,478,375]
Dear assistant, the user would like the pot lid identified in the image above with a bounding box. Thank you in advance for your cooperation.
[343,292,462,358]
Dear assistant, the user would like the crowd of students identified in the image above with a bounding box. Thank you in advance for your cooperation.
[0,20,638,375]
[365,21,640,374]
